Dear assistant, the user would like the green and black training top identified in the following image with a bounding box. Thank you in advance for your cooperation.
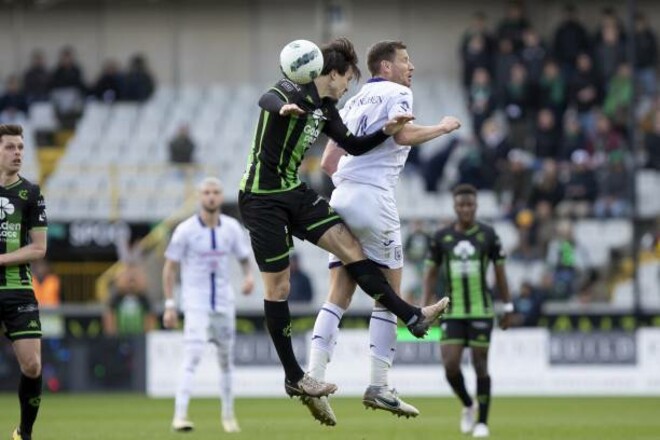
[426,222,505,319]
[0,177,47,289]
[240,78,389,194]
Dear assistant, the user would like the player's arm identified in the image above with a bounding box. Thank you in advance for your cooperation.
[103,293,119,336]
[162,258,180,329]
[0,229,47,266]
[320,139,346,176]
[258,79,306,116]
[393,116,462,146]
[323,107,414,156]
[491,232,514,329]
[239,258,255,295]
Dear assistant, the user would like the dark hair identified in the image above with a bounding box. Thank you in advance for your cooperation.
[367,40,407,76]
[321,37,361,81]
[452,183,477,198]
[0,124,23,141]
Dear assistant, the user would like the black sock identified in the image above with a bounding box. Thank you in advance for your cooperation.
[446,372,473,407]
[18,373,42,438]
[476,375,491,424]
[344,260,419,323]
[264,300,304,383]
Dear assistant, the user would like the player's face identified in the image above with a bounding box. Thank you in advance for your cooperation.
[389,49,414,87]
[199,183,223,213]
[0,135,24,174]
[454,194,477,224]
[328,68,355,100]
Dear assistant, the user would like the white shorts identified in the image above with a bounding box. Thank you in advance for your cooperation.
[183,309,236,349]
[329,182,403,269]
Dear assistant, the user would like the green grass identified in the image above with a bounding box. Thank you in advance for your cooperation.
[1,394,659,440]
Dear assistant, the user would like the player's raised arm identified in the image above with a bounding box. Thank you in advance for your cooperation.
[258,78,306,116]
[393,116,462,146]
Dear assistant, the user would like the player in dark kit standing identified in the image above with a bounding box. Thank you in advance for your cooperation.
[0,125,48,440]
[239,37,450,400]
[422,184,513,438]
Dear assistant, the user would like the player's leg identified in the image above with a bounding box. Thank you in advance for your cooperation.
[315,225,448,337]
[172,311,207,431]
[210,312,240,433]
[441,320,477,434]
[238,190,336,398]
[468,318,494,438]
[12,339,42,440]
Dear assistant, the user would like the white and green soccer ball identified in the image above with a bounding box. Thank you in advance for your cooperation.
[279,39,324,85]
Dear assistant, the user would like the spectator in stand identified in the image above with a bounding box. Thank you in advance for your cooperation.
[588,112,626,164]
[552,4,590,80]
[50,46,86,93]
[501,62,533,150]
[103,263,155,336]
[480,117,512,190]
[557,150,598,218]
[493,38,519,96]
[288,253,314,304]
[634,13,658,96]
[644,110,660,170]
[560,110,588,162]
[168,124,196,165]
[31,260,61,309]
[528,159,564,214]
[593,24,626,87]
[537,59,566,121]
[461,34,494,92]
[546,220,589,300]
[511,281,544,326]
[520,27,547,87]
[123,54,155,102]
[603,63,633,130]
[402,219,431,305]
[497,149,533,215]
[496,1,530,52]
[468,68,496,138]
[0,76,29,119]
[461,11,497,60]
[568,53,602,136]
[22,50,51,103]
[93,59,124,103]
[593,7,626,46]
[594,152,630,218]
[534,108,561,159]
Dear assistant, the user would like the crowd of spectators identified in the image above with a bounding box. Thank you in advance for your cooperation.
[0,46,156,126]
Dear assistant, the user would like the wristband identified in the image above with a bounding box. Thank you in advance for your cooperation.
[502,302,514,313]
[164,299,176,309]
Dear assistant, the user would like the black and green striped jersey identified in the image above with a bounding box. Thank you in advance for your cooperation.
[0,177,47,289]
[240,78,388,194]
[426,222,505,319]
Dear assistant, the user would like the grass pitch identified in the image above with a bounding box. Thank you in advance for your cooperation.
[0,394,659,440]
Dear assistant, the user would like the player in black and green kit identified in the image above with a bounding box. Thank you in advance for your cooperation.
[239,38,449,400]
[0,125,48,440]
[423,184,513,438]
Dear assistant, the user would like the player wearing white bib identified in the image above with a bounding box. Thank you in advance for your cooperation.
[162,177,254,434]
[303,41,461,425]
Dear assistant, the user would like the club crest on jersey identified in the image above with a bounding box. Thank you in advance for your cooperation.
[18,190,28,200]
[453,240,476,259]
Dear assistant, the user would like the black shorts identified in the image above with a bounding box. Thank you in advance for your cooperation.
[238,184,343,272]
[0,289,42,341]
[440,318,493,348]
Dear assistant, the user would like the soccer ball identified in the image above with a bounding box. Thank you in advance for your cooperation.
[279,39,324,85]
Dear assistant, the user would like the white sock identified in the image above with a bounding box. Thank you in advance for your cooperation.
[175,341,205,419]
[308,302,345,380]
[369,307,397,387]
[217,343,234,419]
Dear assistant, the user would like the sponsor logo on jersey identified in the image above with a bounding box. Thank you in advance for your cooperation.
[0,197,15,220]
[0,222,21,239]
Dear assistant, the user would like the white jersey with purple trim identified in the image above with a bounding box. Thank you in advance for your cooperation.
[332,78,413,192]
[165,214,251,313]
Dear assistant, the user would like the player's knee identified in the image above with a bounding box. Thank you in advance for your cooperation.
[20,356,41,378]
[444,362,461,377]
[266,279,290,300]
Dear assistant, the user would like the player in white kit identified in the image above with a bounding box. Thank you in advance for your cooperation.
[162,177,254,433]
[303,41,461,425]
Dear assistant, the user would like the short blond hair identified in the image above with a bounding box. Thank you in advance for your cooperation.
[197,176,223,192]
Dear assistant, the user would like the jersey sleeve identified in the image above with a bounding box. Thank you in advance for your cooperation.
[425,234,443,267]
[489,229,506,265]
[231,221,252,261]
[164,224,186,262]
[27,185,47,231]
[387,89,413,120]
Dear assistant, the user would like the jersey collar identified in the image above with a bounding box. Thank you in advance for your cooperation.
[367,77,389,83]
[197,214,221,228]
